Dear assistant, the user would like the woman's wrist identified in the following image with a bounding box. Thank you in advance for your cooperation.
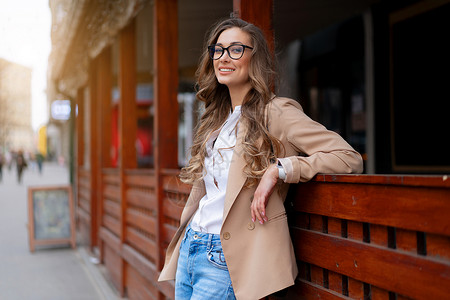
[276,161,286,181]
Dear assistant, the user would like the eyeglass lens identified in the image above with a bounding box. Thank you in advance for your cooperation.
[209,45,245,60]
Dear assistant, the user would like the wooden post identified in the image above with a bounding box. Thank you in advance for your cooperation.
[76,88,84,240]
[233,0,274,53]
[98,48,112,170]
[76,88,84,169]
[118,19,137,296]
[154,0,179,274]
[88,59,99,251]
[96,47,112,263]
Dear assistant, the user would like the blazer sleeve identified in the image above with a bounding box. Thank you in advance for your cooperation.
[268,97,363,183]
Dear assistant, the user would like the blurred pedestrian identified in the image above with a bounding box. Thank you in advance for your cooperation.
[16,150,27,184]
[0,152,4,182]
[158,18,363,299]
[36,152,44,174]
[5,151,12,171]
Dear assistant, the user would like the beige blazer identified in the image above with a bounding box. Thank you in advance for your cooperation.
[159,97,363,300]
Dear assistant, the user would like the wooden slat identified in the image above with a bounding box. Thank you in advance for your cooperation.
[103,184,120,201]
[371,224,388,247]
[328,271,343,295]
[126,227,157,259]
[162,223,178,245]
[372,286,390,300]
[104,199,120,219]
[103,168,120,174]
[77,207,91,225]
[162,173,192,195]
[312,174,450,188]
[100,226,122,255]
[293,212,310,229]
[126,189,156,210]
[292,182,450,235]
[123,244,176,299]
[126,173,156,189]
[78,179,91,190]
[126,264,157,300]
[162,197,184,221]
[427,233,450,260]
[328,217,342,237]
[79,168,90,177]
[122,244,158,286]
[394,228,416,253]
[78,188,90,202]
[347,220,363,241]
[104,243,122,294]
[125,168,155,177]
[348,277,364,299]
[126,208,157,236]
[310,214,325,232]
[103,173,120,185]
[79,198,91,214]
[292,228,450,299]
[311,264,324,286]
[297,261,309,282]
[286,279,349,300]
[103,215,120,237]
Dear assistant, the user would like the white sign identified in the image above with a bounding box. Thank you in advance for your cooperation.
[51,100,71,120]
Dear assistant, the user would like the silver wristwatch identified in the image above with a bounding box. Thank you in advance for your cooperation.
[277,162,286,181]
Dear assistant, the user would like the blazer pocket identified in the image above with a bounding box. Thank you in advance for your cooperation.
[266,211,287,223]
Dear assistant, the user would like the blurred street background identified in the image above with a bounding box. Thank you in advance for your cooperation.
[0,0,449,299]
[0,162,116,300]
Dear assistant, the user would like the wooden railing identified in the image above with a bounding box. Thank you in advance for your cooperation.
[283,174,450,300]
[88,170,450,299]
[76,168,91,245]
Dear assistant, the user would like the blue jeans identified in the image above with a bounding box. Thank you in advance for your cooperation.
[175,225,236,300]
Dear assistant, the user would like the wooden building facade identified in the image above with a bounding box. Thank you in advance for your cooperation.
[47,0,450,299]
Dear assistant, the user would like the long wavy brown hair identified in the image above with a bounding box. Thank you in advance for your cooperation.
[180,18,284,187]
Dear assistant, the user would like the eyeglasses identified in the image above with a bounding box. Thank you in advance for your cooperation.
[208,44,253,60]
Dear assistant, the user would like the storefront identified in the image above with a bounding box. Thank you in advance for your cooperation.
[47,0,450,299]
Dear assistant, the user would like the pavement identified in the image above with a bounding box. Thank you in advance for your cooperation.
[0,162,122,300]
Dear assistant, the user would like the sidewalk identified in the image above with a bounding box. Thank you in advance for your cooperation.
[0,162,121,300]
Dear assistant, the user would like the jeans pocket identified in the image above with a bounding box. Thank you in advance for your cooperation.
[207,245,228,270]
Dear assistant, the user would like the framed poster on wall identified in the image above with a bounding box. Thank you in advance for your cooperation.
[27,185,76,252]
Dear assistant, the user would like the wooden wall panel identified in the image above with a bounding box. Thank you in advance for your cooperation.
[153,0,179,277]
[126,264,157,300]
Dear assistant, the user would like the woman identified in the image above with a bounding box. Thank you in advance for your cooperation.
[159,18,363,300]
[16,150,27,184]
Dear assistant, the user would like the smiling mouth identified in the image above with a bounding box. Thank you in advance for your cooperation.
[219,68,235,72]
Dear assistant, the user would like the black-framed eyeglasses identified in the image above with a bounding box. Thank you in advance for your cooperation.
[208,44,253,60]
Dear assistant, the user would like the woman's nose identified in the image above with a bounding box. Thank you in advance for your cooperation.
[220,50,230,61]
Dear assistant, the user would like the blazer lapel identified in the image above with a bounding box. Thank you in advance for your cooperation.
[222,120,248,223]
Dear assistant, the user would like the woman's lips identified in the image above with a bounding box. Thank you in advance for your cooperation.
[219,68,235,72]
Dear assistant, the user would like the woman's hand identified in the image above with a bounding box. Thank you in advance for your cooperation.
[251,164,279,225]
